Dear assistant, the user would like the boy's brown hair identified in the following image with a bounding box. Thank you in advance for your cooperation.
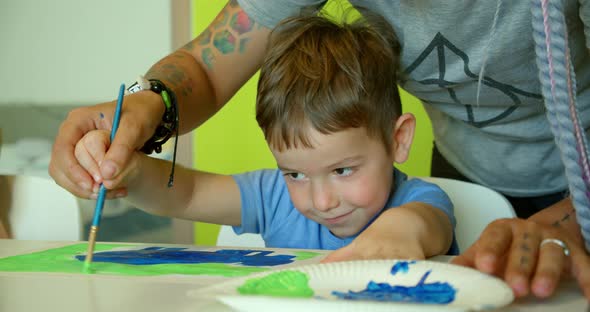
[256,8,402,152]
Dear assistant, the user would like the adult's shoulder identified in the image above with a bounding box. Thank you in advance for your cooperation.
[237,0,326,28]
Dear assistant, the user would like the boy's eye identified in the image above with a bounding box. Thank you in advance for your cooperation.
[286,172,307,180]
[334,167,353,177]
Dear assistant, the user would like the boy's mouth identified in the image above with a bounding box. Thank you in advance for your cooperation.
[324,210,354,225]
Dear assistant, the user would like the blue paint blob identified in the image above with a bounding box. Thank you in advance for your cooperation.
[75,247,295,266]
[390,260,416,275]
[331,270,456,304]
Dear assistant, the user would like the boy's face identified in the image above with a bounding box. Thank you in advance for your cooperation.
[270,127,396,238]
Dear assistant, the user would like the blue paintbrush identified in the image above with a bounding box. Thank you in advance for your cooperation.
[84,83,125,271]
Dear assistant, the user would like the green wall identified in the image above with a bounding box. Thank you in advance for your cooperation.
[192,1,433,245]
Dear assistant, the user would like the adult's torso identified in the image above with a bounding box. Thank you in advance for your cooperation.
[238,0,590,196]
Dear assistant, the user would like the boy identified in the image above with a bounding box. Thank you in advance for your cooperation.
[75,9,458,257]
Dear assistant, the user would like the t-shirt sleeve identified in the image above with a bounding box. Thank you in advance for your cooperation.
[389,178,459,255]
[231,169,290,236]
[390,178,456,230]
[236,0,326,28]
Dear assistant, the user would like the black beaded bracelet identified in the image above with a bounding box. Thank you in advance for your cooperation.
[127,77,179,187]
[140,79,177,154]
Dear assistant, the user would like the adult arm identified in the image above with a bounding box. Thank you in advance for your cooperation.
[49,0,271,198]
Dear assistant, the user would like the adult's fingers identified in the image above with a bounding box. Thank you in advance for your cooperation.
[531,237,569,298]
[503,222,542,298]
[452,219,513,276]
[48,150,94,198]
[570,242,590,299]
[49,105,111,198]
[100,91,165,184]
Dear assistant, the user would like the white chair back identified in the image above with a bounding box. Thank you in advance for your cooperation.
[217,226,265,248]
[419,177,516,251]
[216,177,516,252]
[8,175,82,240]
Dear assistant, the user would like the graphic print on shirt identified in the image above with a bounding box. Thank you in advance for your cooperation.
[402,32,542,128]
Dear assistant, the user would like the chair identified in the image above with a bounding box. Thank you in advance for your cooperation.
[217,226,265,248]
[216,177,516,252]
[419,177,516,251]
[7,175,82,240]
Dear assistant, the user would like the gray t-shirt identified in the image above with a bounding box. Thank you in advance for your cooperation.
[238,0,590,197]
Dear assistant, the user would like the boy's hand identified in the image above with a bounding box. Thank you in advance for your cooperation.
[50,92,164,199]
[322,237,426,263]
[322,202,451,263]
[321,212,426,263]
[74,129,135,199]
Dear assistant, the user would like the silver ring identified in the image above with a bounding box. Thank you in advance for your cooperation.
[540,238,570,256]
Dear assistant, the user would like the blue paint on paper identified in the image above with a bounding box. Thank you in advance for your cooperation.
[332,270,456,304]
[391,260,416,275]
[75,247,295,266]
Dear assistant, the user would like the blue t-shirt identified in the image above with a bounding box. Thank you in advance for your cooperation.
[232,168,459,255]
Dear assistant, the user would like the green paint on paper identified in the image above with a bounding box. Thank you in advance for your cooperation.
[293,251,320,261]
[83,261,95,274]
[238,270,314,297]
[0,243,267,277]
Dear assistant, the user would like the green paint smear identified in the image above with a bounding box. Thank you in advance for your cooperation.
[293,251,320,261]
[0,243,267,277]
[238,270,314,297]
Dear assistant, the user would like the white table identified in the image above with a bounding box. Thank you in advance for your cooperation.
[0,239,586,311]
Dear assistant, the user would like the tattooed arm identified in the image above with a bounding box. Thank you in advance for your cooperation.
[452,198,590,300]
[50,1,271,198]
[145,0,271,134]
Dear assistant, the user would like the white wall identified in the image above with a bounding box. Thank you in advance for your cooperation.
[0,0,172,106]
[0,0,195,244]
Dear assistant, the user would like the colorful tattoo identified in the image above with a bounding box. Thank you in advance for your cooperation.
[239,38,250,53]
[202,48,215,69]
[198,2,261,70]
[183,40,196,52]
[146,59,192,98]
[145,2,261,99]
[212,11,229,30]
[230,10,254,35]
[213,30,237,54]
[198,29,212,46]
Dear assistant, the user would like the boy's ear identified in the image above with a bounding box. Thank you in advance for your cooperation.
[391,113,416,164]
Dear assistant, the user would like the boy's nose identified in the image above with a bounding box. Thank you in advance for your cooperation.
[311,181,339,212]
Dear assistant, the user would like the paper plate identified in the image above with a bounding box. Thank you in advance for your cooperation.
[189,259,514,312]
